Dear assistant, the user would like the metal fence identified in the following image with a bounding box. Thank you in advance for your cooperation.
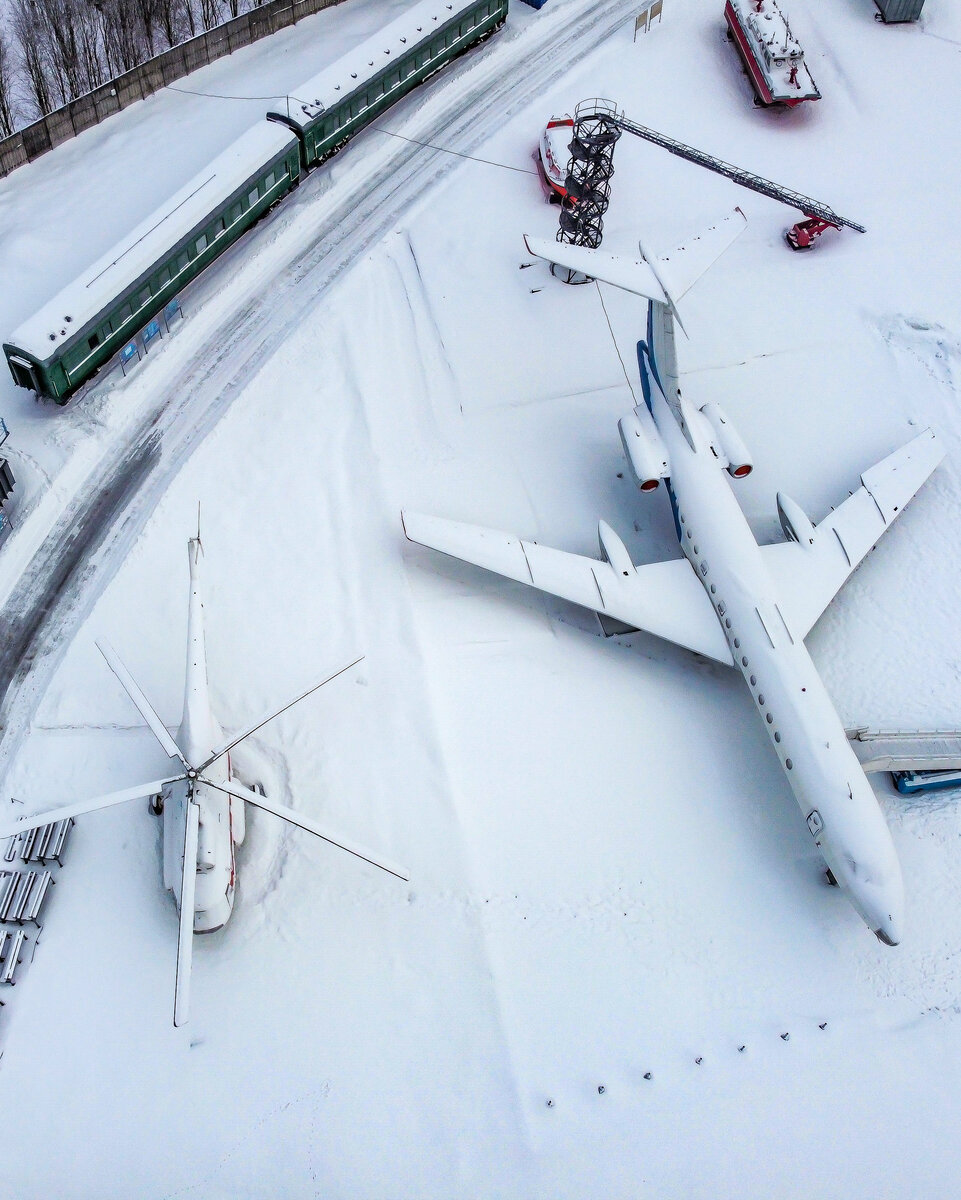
[0,0,347,179]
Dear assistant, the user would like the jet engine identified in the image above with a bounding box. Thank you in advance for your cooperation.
[699,402,753,478]
[618,408,670,492]
[776,492,816,547]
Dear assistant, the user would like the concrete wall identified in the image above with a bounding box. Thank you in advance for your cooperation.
[0,0,346,179]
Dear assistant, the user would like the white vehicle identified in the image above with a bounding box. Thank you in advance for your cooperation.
[0,535,408,1025]
[403,212,943,946]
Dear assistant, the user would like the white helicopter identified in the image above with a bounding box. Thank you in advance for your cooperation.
[0,533,408,1026]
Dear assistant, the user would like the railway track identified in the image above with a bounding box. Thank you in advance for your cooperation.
[0,0,633,777]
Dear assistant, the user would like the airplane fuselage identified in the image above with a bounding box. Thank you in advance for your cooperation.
[641,341,903,944]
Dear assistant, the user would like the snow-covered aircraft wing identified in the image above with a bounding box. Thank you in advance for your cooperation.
[403,512,734,665]
[762,429,943,640]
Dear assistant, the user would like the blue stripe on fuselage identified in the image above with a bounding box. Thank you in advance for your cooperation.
[636,305,681,544]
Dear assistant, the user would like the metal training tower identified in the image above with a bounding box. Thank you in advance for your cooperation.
[554,99,621,283]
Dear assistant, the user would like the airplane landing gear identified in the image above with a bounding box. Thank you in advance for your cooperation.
[150,794,164,816]
[824,868,838,887]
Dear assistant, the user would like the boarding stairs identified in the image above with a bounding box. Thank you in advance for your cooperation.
[846,728,961,793]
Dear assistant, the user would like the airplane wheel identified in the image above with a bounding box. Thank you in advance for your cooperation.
[824,868,838,887]
[149,794,164,816]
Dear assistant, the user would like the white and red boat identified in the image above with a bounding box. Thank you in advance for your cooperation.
[725,0,820,107]
[537,115,574,202]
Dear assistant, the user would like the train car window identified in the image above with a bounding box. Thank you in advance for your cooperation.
[158,265,171,287]
[194,233,208,255]
[264,171,276,190]
[88,332,101,351]
[137,287,151,308]
[177,250,190,273]
[212,217,225,237]
[247,187,258,208]
[110,304,132,332]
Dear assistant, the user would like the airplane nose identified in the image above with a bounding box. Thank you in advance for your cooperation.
[875,924,899,947]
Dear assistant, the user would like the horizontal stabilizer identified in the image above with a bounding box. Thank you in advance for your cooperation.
[0,774,186,842]
[763,429,943,639]
[649,208,747,302]
[522,209,746,309]
[403,511,733,665]
[523,234,667,302]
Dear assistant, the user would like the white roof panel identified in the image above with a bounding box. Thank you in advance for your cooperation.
[285,0,483,129]
[11,121,297,359]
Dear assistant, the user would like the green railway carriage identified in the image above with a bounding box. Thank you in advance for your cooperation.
[4,0,508,404]
[269,0,509,170]
[3,125,301,404]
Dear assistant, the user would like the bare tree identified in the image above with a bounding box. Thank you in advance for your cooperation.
[11,0,54,118]
[199,0,224,32]
[0,28,17,138]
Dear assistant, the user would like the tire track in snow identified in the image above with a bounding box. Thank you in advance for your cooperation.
[0,0,632,778]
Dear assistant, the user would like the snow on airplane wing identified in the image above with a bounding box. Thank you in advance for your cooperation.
[522,209,747,304]
[402,512,735,665]
[761,429,943,640]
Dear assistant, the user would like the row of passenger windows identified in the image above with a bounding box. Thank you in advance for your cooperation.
[83,164,288,357]
[677,507,795,772]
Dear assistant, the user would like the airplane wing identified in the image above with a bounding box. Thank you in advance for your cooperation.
[403,511,734,665]
[761,429,943,640]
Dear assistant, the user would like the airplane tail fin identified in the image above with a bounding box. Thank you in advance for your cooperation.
[523,207,746,335]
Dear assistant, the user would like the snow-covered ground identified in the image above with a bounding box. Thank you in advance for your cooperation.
[1,1,961,1196]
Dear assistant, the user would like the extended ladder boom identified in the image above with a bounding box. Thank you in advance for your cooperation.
[610,114,866,233]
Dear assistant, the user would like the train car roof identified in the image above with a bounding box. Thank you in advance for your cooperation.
[10,121,298,359]
[283,0,484,130]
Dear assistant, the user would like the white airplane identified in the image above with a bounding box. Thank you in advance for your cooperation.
[403,211,943,946]
[0,535,408,1025]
